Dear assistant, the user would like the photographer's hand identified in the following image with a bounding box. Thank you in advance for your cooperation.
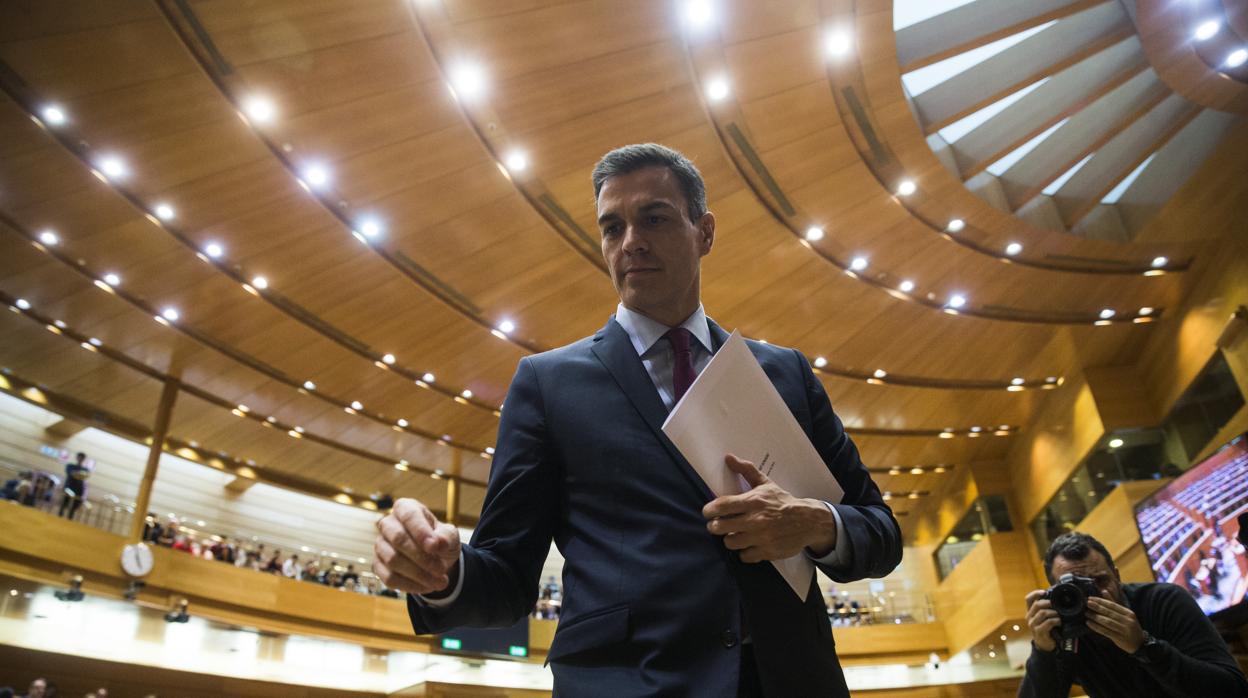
[1087,596,1145,654]
[1025,590,1061,652]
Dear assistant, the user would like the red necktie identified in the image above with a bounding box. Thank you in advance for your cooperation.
[667,327,695,403]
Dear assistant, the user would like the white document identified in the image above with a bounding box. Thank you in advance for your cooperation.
[661,330,844,600]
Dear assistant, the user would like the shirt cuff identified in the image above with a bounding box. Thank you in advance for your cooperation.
[806,502,852,569]
[413,549,466,608]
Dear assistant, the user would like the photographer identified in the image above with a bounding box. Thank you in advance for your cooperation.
[1020,532,1248,697]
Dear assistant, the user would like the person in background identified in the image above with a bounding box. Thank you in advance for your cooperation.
[19,678,46,698]
[340,564,360,587]
[56,452,90,519]
[282,553,300,578]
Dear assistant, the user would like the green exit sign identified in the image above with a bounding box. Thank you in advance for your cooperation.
[509,645,528,657]
[441,637,462,651]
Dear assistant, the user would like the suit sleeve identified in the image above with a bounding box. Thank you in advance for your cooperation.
[408,356,560,633]
[796,349,903,582]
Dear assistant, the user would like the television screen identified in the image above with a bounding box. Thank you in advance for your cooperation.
[1134,432,1248,616]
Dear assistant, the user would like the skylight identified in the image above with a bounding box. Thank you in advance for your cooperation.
[893,0,979,31]
[1101,153,1156,203]
[901,22,1057,97]
[937,79,1050,144]
[1043,153,1094,195]
[986,118,1069,176]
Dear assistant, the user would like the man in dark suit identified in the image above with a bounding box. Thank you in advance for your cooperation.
[374,143,903,696]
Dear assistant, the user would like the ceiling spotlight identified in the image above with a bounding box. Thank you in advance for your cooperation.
[448,61,487,101]
[1108,438,1124,449]
[396,418,408,428]
[486,446,496,455]
[154,203,175,221]
[898,279,915,293]
[204,242,224,259]
[910,467,923,475]
[814,356,828,368]
[683,0,715,29]
[302,164,330,189]
[98,155,128,180]
[89,337,102,347]
[242,95,276,124]
[504,150,528,172]
[1227,49,1248,68]
[706,76,730,102]
[1099,308,1116,319]
[971,426,982,432]
[1151,256,1168,268]
[849,256,869,272]
[805,226,825,242]
[825,28,852,57]
[1004,242,1022,256]
[38,230,59,246]
[302,380,316,391]
[1138,307,1154,316]
[873,369,887,379]
[497,319,516,334]
[41,104,67,126]
[896,179,916,196]
[103,272,121,286]
[247,276,267,291]
[161,307,180,322]
[382,353,396,365]
[947,294,967,309]
[1194,20,1220,41]
[461,389,474,399]
[1011,377,1024,386]
[422,372,436,383]
[16,298,31,310]
[358,218,383,239]
[946,219,964,233]
[350,400,363,411]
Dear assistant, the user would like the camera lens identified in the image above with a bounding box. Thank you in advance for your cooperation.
[1050,583,1083,615]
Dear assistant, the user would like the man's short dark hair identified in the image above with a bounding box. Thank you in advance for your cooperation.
[1044,531,1115,582]
[591,143,707,224]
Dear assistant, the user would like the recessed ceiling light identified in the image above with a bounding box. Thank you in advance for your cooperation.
[1004,242,1022,256]
[88,337,102,347]
[422,372,435,383]
[910,467,923,475]
[805,226,824,241]
[382,353,396,365]
[1227,49,1248,68]
[898,279,915,293]
[98,155,128,180]
[825,28,852,57]
[1138,307,1154,316]
[251,276,268,290]
[497,319,515,334]
[1011,377,1024,386]
[154,203,175,221]
[946,219,964,233]
[1194,20,1220,41]
[303,380,316,391]
[971,426,982,432]
[849,256,868,272]
[38,230,59,246]
[896,179,916,196]
[357,218,383,240]
[1108,438,1124,448]
[1099,308,1115,319]
[204,242,224,259]
[873,369,887,379]
[461,389,473,399]
[504,150,528,172]
[814,356,827,368]
[302,164,330,189]
[350,400,363,411]
[41,104,67,126]
[706,76,730,102]
[1150,256,1168,268]
[15,298,31,310]
[99,272,120,287]
[448,61,487,101]
[486,446,496,455]
[242,95,276,124]
[396,418,408,428]
[948,294,967,309]
[683,0,715,29]
[161,307,180,321]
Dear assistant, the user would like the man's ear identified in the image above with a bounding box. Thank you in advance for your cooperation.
[697,211,716,256]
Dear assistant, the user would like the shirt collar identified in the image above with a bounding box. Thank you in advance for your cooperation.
[614,303,712,358]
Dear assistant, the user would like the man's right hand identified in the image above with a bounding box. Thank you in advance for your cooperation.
[1025,589,1061,652]
[374,498,461,596]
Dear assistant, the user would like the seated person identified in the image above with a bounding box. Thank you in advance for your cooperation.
[1020,531,1248,697]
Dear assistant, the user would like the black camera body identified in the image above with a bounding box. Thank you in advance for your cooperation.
[1045,573,1100,645]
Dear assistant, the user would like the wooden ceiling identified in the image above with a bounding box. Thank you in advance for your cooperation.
[0,0,1242,533]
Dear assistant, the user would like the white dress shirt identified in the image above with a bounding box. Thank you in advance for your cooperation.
[419,304,848,607]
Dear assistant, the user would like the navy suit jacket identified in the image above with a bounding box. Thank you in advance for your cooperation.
[409,317,903,696]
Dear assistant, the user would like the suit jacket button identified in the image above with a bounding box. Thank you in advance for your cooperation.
[722,630,737,648]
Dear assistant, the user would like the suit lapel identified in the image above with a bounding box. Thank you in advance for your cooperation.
[590,317,714,501]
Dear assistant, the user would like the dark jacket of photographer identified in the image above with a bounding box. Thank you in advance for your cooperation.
[1019,582,1248,697]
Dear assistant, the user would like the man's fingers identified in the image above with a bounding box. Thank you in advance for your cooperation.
[378,517,439,568]
[722,531,759,551]
[374,538,449,592]
[706,514,751,536]
[1024,590,1046,608]
[725,454,768,488]
[702,493,758,520]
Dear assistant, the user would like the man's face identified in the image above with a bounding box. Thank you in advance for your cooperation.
[597,167,714,324]
[1050,550,1124,603]
[28,678,46,698]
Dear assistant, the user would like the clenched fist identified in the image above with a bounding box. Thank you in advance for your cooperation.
[374,498,461,596]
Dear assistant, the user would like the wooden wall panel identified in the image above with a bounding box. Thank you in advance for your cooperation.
[934,532,1036,656]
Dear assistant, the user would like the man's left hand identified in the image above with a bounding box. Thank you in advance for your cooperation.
[702,454,836,563]
[1086,595,1146,653]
